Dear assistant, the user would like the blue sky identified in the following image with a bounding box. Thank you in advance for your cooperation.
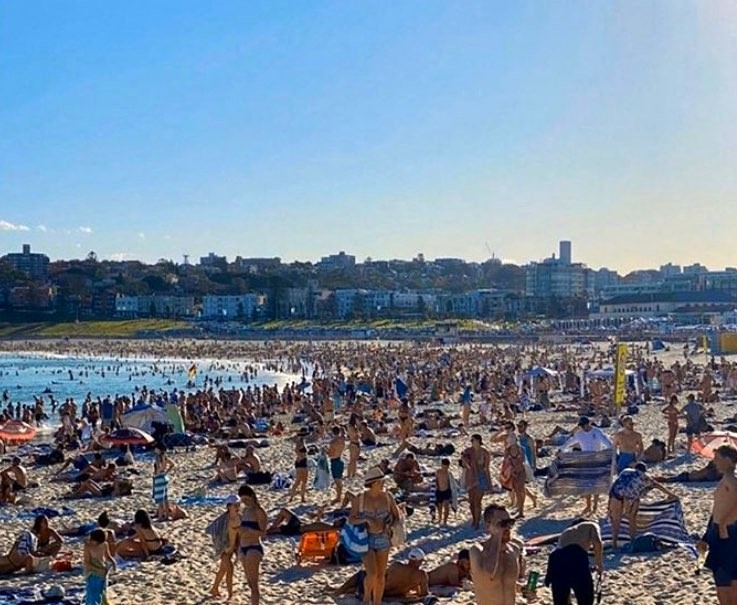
[1,1,735,273]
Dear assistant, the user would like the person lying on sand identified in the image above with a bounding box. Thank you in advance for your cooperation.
[655,460,723,483]
[54,453,104,481]
[266,508,347,536]
[332,548,429,601]
[427,549,471,588]
[65,477,133,499]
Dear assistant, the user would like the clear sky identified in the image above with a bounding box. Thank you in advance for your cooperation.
[1,1,736,273]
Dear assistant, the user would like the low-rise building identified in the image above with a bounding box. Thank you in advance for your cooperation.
[593,291,737,321]
[202,294,259,320]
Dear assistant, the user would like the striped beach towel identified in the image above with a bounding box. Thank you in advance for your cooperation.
[339,522,368,561]
[599,499,697,556]
[152,473,170,504]
[544,449,613,498]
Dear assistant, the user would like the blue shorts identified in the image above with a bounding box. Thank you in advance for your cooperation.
[617,452,636,473]
[367,532,391,552]
[330,458,345,480]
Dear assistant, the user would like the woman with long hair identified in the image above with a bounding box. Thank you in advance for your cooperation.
[348,467,400,605]
[117,509,165,559]
[238,484,267,605]
[153,444,174,521]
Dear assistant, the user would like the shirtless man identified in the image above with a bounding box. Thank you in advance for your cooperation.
[611,416,644,473]
[428,549,471,588]
[333,548,429,600]
[462,434,492,530]
[327,426,346,504]
[699,445,737,604]
[545,521,603,605]
[470,504,528,605]
[239,445,261,474]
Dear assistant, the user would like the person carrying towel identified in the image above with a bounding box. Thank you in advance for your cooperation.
[545,520,603,605]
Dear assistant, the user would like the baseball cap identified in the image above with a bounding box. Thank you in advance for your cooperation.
[225,494,240,505]
[408,548,426,561]
[577,416,591,427]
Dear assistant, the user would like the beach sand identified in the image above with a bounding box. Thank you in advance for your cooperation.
[0,345,733,605]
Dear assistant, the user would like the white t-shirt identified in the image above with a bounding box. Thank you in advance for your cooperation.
[564,427,612,452]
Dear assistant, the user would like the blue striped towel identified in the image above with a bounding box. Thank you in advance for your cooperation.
[544,449,613,498]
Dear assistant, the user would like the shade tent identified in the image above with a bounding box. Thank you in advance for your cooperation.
[523,367,559,378]
[586,368,636,379]
[651,340,666,351]
[121,404,169,433]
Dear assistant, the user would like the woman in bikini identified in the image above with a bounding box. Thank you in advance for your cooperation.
[287,439,309,503]
[34,515,64,557]
[238,484,267,605]
[211,496,241,600]
[116,509,166,559]
[348,466,401,605]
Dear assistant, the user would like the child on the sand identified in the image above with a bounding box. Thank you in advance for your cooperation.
[84,529,116,605]
[435,458,452,526]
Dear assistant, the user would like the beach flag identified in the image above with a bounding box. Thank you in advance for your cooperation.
[187,364,197,381]
[614,344,627,409]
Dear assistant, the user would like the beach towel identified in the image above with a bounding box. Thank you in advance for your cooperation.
[179,494,228,507]
[599,499,697,556]
[544,449,613,498]
[85,572,108,605]
[339,522,368,561]
[162,433,194,449]
[152,473,169,504]
[313,451,332,491]
[205,511,230,558]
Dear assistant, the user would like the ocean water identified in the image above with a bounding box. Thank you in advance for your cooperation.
[0,353,302,426]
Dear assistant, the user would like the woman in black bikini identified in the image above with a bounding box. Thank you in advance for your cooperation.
[238,485,267,605]
[287,439,309,503]
[117,509,166,559]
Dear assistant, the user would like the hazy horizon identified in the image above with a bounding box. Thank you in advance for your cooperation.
[2,1,736,274]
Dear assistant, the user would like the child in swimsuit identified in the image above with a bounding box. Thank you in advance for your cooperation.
[84,529,116,605]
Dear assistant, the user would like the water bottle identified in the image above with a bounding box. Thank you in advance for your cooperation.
[526,570,539,593]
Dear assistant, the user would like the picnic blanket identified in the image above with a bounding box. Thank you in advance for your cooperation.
[544,449,613,498]
[599,499,697,555]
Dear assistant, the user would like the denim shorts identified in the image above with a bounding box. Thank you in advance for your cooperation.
[367,532,391,552]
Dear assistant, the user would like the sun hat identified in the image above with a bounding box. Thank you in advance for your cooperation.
[408,548,426,561]
[225,494,240,505]
[364,466,385,485]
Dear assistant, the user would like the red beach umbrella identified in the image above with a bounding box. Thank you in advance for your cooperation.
[101,427,155,447]
[0,420,37,444]
[691,431,737,459]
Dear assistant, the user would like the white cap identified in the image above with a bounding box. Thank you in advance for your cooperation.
[408,548,426,561]
[225,495,240,505]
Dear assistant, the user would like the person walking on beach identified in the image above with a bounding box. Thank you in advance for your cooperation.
[662,395,680,455]
[209,495,241,600]
[462,434,492,530]
[84,529,116,605]
[699,444,737,605]
[681,394,705,452]
[238,485,268,605]
[348,466,401,605]
[469,504,528,605]
[328,426,346,505]
[153,444,174,521]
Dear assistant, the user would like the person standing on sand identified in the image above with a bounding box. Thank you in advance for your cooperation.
[661,395,680,455]
[699,444,737,605]
[435,458,452,526]
[238,485,268,605]
[346,414,361,479]
[611,415,644,473]
[462,434,492,530]
[152,444,174,521]
[545,520,602,605]
[681,394,705,452]
[84,529,116,605]
[563,417,612,516]
[328,426,346,505]
[469,504,530,605]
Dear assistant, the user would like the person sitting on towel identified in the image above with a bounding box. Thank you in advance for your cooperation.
[608,462,679,549]
[545,521,603,605]
[393,453,423,492]
[427,549,471,587]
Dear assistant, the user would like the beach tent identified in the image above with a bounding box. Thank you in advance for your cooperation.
[122,404,169,433]
[651,340,666,352]
[523,367,558,379]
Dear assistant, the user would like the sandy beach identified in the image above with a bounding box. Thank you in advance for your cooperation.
[0,341,735,605]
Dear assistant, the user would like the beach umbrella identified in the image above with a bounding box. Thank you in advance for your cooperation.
[691,431,737,459]
[121,404,169,433]
[0,420,37,444]
[102,427,154,447]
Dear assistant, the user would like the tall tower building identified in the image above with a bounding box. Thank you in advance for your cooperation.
[559,240,572,265]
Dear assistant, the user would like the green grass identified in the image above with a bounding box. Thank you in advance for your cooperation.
[0,319,187,338]
[251,318,500,331]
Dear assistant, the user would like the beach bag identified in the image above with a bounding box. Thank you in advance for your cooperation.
[390,513,407,547]
[524,462,535,484]
[271,473,292,490]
